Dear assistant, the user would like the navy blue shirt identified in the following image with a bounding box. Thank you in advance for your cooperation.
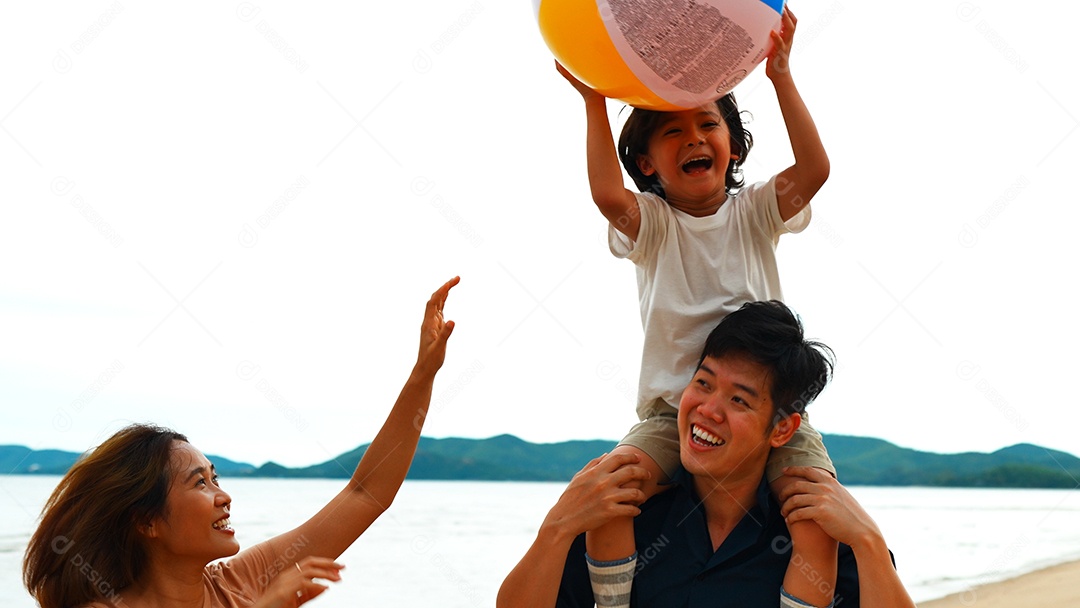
[556,470,863,607]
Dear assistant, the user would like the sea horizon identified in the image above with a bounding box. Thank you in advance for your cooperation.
[4,475,1080,606]
[4,433,1079,489]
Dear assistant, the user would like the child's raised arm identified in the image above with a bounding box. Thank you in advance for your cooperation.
[556,61,642,241]
[767,8,830,222]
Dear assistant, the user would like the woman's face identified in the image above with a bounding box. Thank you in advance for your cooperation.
[144,441,239,563]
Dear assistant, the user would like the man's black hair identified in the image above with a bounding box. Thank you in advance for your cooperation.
[698,300,834,420]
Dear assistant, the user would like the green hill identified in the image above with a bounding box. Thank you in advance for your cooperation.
[0,445,255,476]
[255,435,617,481]
[0,447,77,475]
[822,436,1080,488]
[3,436,1078,488]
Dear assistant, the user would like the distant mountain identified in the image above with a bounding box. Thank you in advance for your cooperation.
[3,435,1079,488]
[0,445,256,476]
[256,435,617,481]
[0,447,76,475]
[822,436,1080,488]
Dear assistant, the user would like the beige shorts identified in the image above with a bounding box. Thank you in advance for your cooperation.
[617,398,835,482]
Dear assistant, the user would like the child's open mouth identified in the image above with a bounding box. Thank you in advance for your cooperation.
[681,156,713,175]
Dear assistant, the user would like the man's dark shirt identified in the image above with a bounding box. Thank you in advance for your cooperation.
[556,469,863,607]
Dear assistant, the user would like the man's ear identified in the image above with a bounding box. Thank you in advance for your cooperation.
[636,155,656,177]
[769,412,802,448]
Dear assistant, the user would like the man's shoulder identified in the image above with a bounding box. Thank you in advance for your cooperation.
[638,471,693,513]
[630,471,720,538]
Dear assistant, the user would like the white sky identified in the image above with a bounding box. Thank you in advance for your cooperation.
[2,1,1077,468]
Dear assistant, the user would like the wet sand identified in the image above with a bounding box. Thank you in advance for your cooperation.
[917,559,1080,607]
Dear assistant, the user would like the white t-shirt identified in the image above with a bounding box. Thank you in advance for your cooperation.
[608,176,811,418]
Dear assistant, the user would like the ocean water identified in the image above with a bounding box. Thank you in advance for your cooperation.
[3,475,1079,607]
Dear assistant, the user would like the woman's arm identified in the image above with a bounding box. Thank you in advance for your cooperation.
[265,277,458,562]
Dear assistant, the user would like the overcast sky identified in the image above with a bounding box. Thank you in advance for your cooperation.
[2,1,1077,469]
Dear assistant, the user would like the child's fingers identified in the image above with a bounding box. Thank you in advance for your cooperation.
[555,60,578,82]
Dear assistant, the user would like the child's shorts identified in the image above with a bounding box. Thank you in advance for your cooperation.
[616,398,835,482]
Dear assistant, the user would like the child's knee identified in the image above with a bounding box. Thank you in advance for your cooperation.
[608,445,669,497]
[768,467,833,496]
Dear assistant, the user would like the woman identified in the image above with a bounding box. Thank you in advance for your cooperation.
[23,277,459,608]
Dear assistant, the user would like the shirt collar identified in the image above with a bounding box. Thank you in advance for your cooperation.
[669,465,776,520]
[669,466,781,571]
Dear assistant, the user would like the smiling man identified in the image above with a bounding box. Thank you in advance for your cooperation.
[497,301,916,608]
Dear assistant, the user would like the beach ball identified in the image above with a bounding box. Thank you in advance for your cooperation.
[535,0,784,111]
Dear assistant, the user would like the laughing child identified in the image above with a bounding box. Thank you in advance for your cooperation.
[559,8,840,608]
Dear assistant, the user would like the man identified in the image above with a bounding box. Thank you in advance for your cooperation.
[498,301,915,608]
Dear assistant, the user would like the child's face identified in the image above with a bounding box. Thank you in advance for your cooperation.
[637,105,732,210]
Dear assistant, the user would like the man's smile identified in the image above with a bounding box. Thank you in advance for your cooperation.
[690,423,725,447]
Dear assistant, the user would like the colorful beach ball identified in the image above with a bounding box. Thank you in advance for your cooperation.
[535,0,784,111]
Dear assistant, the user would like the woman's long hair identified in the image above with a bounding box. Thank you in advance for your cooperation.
[23,424,188,608]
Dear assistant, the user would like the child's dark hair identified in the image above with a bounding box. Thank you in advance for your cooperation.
[698,300,833,421]
[617,93,753,198]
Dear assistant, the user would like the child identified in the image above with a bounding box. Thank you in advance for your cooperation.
[559,8,838,608]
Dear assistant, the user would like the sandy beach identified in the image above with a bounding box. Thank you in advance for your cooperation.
[917,559,1080,607]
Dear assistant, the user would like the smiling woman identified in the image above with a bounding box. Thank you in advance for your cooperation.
[21,277,460,608]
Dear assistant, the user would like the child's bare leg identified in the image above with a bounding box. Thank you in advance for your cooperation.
[585,445,668,608]
[772,473,838,607]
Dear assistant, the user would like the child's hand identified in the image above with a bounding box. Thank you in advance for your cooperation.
[556,60,604,102]
[766,6,797,82]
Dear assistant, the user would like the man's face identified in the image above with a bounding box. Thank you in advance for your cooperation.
[678,353,798,486]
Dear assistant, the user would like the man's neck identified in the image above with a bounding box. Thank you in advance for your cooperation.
[691,470,765,551]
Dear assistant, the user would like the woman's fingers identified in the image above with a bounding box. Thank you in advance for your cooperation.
[291,557,344,606]
[296,556,345,581]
